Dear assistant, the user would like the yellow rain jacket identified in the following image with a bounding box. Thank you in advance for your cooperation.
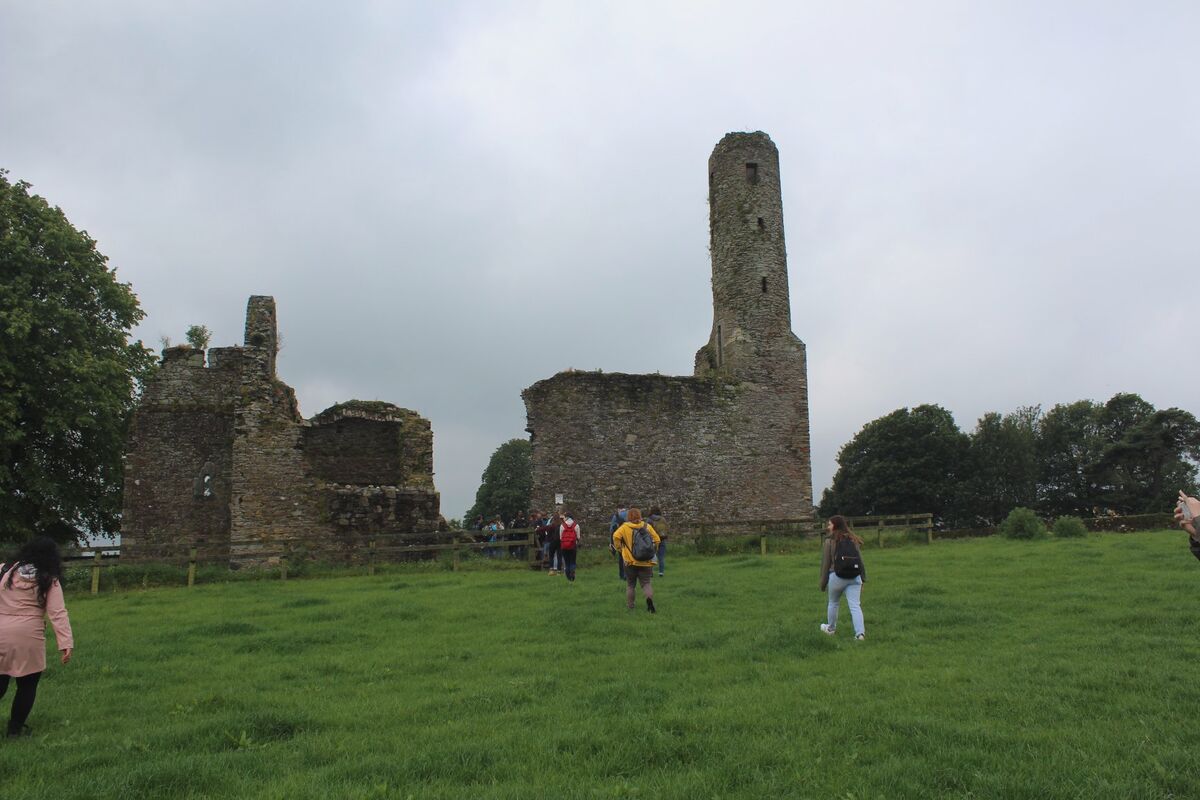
[612,522,661,568]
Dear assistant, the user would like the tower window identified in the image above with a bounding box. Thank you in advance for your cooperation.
[745,163,758,184]
[761,277,768,293]
[757,217,765,230]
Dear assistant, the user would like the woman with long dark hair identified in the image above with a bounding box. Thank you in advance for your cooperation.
[0,537,74,737]
[818,515,867,640]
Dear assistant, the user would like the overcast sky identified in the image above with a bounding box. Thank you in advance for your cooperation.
[3,1,1197,519]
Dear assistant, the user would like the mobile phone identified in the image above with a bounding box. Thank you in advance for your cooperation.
[1181,500,1196,521]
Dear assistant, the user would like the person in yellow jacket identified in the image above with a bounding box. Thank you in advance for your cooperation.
[611,507,662,613]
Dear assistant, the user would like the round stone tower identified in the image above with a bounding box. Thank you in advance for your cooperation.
[696,131,794,381]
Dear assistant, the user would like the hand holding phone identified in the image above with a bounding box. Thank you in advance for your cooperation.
[1178,491,1197,522]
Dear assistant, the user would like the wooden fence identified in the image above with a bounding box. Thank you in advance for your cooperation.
[66,529,544,593]
[65,513,939,593]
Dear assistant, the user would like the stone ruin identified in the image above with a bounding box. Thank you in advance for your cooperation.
[523,132,813,529]
[120,297,442,566]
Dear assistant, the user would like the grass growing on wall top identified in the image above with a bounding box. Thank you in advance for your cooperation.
[3,532,1198,799]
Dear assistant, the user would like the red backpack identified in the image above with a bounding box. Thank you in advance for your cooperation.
[560,520,578,549]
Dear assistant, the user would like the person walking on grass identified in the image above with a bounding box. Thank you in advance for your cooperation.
[545,512,563,575]
[647,507,667,577]
[612,508,661,613]
[559,512,580,582]
[609,505,628,581]
[819,515,867,640]
[0,537,74,738]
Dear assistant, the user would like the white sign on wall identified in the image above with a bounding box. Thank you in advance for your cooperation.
[554,493,564,505]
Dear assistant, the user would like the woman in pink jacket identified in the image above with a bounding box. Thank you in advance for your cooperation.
[0,537,74,737]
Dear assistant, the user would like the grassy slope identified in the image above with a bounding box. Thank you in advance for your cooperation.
[1,533,1197,799]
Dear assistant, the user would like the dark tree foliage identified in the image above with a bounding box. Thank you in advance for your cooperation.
[952,407,1040,526]
[1089,403,1200,514]
[0,171,156,543]
[464,439,532,525]
[822,393,1199,528]
[1036,400,1103,517]
[818,404,970,524]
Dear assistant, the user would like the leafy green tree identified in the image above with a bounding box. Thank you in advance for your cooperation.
[1036,393,1199,516]
[185,325,211,350]
[818,405,970,524]
[1090,404,1200,514]
[1035,400,1103,517]
[0,171,156,543]
[953,407,1041,526]
[464,439,532,525]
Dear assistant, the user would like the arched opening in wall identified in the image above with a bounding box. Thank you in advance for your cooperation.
[761,277,768,293]
[757,217,764,230]
[745,163,758,184]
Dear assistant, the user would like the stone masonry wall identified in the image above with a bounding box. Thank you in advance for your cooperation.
[120,347,236,563]
[523,368,811,532]
[122,297,443,566]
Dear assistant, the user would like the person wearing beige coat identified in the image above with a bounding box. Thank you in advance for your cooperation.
[0,537,74,738]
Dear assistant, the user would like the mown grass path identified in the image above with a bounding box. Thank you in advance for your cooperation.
[1,533,1197,799]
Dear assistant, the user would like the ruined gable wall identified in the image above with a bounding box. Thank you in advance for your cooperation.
[523,366,812,533]
[226,345,325,563]
[120,347,239,562]
[305,406,435,490]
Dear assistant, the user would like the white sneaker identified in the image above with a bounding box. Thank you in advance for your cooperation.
[819,624,835,635]
[855,633,866,640]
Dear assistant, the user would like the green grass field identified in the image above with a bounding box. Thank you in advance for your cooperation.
[2,532,1198,799]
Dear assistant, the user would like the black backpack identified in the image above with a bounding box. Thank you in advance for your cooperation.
[631,526,657,561]
[832,536,863,579]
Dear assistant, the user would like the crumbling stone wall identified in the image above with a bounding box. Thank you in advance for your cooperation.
[122,296,442,566]
[523,132,813,531]
[121,346,236,563]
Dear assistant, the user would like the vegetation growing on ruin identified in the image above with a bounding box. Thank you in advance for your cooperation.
[4,531,1196,799]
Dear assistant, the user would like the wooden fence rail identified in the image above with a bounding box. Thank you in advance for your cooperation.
[65,514,940,593]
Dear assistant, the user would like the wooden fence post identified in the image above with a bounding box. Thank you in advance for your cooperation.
[280,556,288,581]
[760,535,767,556]
[528,530,537,565]
[925,514,934,544]
[877,520,884,548]
[187,548,197,588]
[91,551,101,595]
[452,534,460,572]
[368,539,376,576]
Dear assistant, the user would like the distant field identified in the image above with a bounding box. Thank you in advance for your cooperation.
[2,532,1197,799]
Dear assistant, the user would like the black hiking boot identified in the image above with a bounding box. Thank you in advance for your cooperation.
[6,723,31,738]
[646,598,656,614]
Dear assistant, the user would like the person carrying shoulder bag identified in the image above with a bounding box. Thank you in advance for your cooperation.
[818,515,867,640]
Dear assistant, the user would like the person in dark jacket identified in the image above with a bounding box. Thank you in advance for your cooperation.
[647,507,667,577]
[608,505,628,580]
[818,515,866,640]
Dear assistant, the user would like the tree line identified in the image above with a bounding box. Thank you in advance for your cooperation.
[818,396,1200,528]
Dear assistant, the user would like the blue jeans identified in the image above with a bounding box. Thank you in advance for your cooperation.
[826,573,865,636]
[656,542,666,575]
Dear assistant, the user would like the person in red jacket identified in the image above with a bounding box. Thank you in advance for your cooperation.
[559,513,580,582]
